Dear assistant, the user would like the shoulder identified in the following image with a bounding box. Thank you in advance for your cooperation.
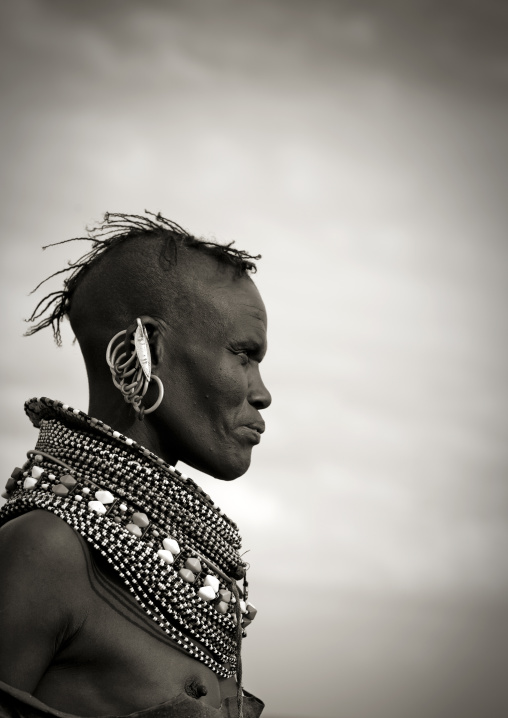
[0,509,88,577]
[0,510,92,635]
[1,506,79,542]
[0,510,91,689]
[0,509,93,600]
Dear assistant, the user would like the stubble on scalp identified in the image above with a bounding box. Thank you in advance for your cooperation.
[68,235,253,373]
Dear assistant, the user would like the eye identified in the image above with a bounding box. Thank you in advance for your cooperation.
[236,351,249,365]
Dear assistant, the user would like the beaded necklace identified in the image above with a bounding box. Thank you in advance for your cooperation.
[0,397,258,684]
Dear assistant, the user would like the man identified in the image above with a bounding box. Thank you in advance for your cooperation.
[0,213,271,718]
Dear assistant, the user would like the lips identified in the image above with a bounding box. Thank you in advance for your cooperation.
[236,422,265,445]
[244,421,265,435]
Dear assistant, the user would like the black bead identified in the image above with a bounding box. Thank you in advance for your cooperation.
[229,565,246,580]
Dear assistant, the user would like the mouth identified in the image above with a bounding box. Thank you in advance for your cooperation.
[236,423,264,445]
[245,421,265,435]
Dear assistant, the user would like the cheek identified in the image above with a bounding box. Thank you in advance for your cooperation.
[170,351,247,424]
[204,358,249,421]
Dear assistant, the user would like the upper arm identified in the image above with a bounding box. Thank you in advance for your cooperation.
[0,511,88,691]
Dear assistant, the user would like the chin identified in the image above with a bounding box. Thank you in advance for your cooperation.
[210,453,252,482]
[184,445,253,481]
[213,462,250,482]
[215,470,245,482]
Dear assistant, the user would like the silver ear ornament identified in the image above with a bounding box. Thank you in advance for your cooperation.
[134,318,152,382]
[106,318,164,419]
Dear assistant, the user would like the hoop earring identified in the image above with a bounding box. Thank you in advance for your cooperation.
[106,318,164,420]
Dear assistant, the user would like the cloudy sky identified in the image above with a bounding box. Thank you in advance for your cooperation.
[1,1,508,717]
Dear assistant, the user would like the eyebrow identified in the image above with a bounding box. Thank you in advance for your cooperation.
[230,335,267,361]
[246,338,268,361]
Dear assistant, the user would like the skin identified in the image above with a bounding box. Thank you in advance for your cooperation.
[0,252,271,714]
[93,269,271,479]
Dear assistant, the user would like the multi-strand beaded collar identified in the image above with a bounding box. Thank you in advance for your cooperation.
[0,398,258,680]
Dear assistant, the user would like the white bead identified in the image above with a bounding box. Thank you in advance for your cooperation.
[88,500,107,514]
[23,477,38,489]
[157,549,174,565]
[75,495,82,501]
[62,404,69,410]
[82,487,90,495]
[203,575,220,593]
[41,483,49,490]
[48,474,55,480]
[131,512,149,527]
[162,537,180,555]
[239,600,248,614]
[185,557,202,574]
[112,431,120,439]
[119,503,127,512]
[198,586,216,602]
[73,409,80,415]
[246,602,257,618]
[126,523,142,536]
[179,568,196,583]
[31,466,44,479]
[95,490,115,504]
[125,438,134,446]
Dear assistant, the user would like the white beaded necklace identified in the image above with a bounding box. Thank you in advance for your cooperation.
[1,397,258,682]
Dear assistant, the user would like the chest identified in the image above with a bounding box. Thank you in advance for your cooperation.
[34,547,236,716]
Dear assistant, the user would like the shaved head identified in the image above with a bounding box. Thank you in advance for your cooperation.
[69,233,257,397]
[25,212,259,346]
[70,236,213,346]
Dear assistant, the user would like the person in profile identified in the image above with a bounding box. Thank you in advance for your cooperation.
[0,212,271,718]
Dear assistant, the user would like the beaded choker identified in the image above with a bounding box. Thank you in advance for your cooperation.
[0,398,258,681]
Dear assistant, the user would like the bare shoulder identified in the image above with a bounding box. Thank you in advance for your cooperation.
[0,509,91,614]
[0,509,88,576]
[1,506,80,541]
[0,510,90,689]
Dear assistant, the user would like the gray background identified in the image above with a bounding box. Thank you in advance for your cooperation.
[1,1,507,717]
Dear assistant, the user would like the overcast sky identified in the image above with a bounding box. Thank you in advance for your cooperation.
[1,2,508,717]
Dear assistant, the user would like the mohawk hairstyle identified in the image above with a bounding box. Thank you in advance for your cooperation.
[25,211,261,346]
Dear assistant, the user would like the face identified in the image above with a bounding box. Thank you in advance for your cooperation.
[153,275,271,480]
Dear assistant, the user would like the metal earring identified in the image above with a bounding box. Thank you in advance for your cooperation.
[106,318,164,419]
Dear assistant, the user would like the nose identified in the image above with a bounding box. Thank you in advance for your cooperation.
[248,366,272,410]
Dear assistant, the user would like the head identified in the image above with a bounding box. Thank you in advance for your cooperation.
[27,213,272,480]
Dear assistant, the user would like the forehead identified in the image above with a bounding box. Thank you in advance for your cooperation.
[172,255,267,345]
[212,277,267,329]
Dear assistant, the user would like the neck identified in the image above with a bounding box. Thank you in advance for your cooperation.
[88,390,178,467]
